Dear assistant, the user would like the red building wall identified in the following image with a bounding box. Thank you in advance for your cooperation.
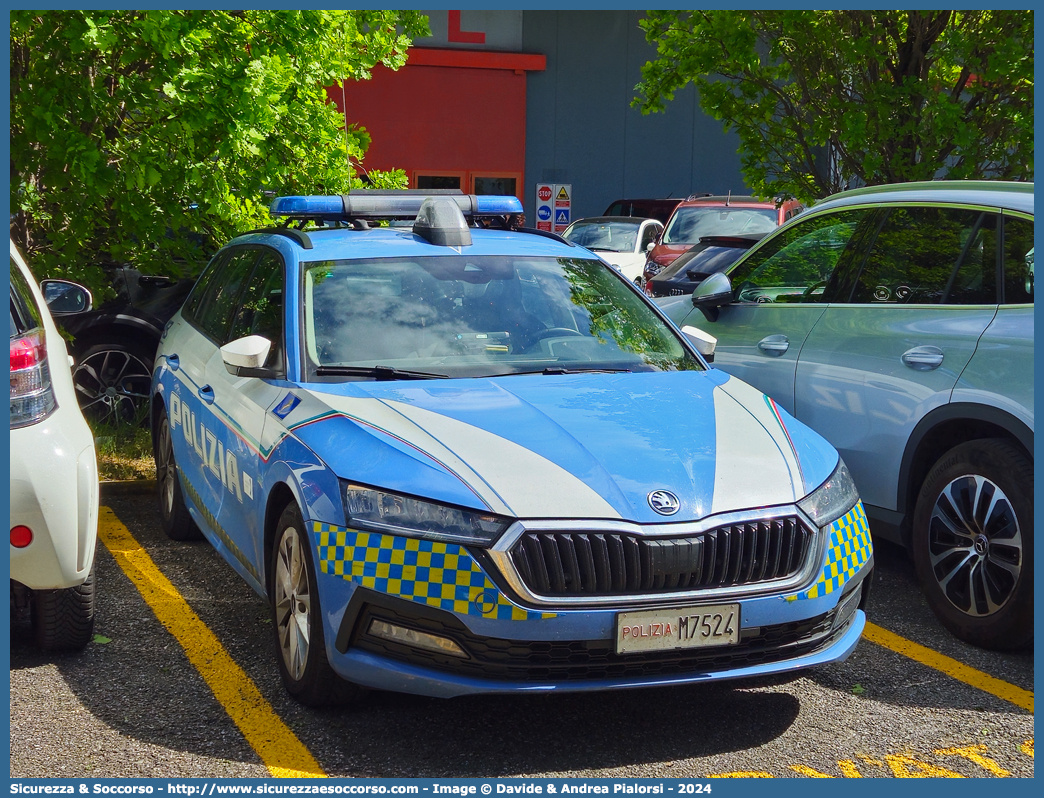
[328,49,545,199]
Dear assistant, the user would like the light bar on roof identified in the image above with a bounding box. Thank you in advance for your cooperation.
[269,191,523,221]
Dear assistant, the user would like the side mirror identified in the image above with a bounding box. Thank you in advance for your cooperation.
[221,335,272,376]
[41,280,92,315]
[681,325,716,363]
[690,271,733,322]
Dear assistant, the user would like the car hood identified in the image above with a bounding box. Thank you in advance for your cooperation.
[280,371,838,524]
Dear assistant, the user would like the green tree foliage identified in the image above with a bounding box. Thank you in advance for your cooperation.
[10,10,429,294]
[634,10,1033,204]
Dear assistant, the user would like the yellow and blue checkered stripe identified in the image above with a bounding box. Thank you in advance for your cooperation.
[800,502,872,599]
[313,522,554,621]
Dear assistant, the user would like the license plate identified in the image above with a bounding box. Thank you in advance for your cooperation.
[615,603,740,654]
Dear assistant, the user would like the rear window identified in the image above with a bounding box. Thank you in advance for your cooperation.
[10,258,42,337]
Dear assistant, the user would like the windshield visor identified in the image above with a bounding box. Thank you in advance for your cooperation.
[663,207,776,244]
[301,256,702,379]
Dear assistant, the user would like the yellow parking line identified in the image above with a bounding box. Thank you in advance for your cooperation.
[98,507,326,778]
[862,622,1033,713]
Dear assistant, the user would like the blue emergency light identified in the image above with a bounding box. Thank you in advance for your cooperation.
[269,191,522,221]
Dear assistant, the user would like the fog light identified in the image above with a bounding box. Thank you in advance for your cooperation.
[831,582,863,631]
[368,619,468,658]
[10,525,33,548]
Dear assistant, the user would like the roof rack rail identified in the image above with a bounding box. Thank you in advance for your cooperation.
[243,227,313,249]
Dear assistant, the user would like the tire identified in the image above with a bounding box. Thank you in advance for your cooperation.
[269,502,362,707]
[911,439,1033,651]
[72,340,155,426]
[32,563,96,651]
[154,406,203,541]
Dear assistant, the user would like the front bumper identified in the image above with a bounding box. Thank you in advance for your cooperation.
[312,502,873,697]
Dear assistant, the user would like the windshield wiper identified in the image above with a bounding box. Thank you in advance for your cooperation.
[498,366,632,377]
[315,365,449,380]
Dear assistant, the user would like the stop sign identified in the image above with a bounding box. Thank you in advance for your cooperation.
[538,186,552,202]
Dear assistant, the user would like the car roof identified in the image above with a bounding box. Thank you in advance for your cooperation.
[569,216,658,225]
[675,195,786,208]
[814,180,1034,215]
[229,225,586,263]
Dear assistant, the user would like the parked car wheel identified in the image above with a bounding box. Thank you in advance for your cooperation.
[912,439,1033,651]
[73,341,154,425]
[32,562,96,651]
[270,502,361,707]
[155,406,203,541]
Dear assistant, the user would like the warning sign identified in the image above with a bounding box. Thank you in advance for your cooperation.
[553,183,571,233]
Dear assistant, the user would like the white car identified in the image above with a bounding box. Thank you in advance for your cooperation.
[562,216,663,284]
[10,240,100,650]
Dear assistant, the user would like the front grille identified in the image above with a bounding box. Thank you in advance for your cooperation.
[509,517,812,597]
[352,599,843,683]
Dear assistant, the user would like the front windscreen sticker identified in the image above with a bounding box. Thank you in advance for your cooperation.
[272,392,301,420]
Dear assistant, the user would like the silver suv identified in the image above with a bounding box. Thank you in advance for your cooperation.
[667,181,1033,650]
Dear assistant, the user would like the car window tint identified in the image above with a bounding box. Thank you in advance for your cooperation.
[1002,216,1034,304]
[850,206,983,304]
[182,252,226,322]
[229,250,285,370]
[192,248,259,342]
[730,209,870,304]
[944,212,998,305]
[9,258,42,333]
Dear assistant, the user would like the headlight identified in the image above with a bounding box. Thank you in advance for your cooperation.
[341,482,513,546]
[644,261,665,278]
[798,459,860,528]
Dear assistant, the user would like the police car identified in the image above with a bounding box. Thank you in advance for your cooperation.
[151,191,873,705]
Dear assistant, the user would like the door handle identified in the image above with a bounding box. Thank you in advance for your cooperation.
[197,384,215,404]
[901,346,944,371]
[758,334,790,356]
[165,354,180,371]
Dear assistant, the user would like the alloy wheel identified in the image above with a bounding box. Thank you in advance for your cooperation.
[157,422,176,517]
[274,526,312,681]
[927,474,1023,617]
[73,348,152,424]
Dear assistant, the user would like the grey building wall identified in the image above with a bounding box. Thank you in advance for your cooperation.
[522,11,746,222]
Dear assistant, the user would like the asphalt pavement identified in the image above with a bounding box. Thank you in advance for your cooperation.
[9,491,1034,779]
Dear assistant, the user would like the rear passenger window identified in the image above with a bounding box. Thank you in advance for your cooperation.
[181,253,225,323]
[192,248,259,342]
[945,213,998,305]
[1002,216,1034,304]
[850,207,990,304]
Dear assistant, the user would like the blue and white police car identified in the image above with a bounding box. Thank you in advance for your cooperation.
[151,191,873,705]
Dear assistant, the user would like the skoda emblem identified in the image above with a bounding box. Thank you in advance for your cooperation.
[648,490,681,516]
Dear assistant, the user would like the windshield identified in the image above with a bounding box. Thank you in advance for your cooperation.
[301,256,701,379]
[563,220,639,253]
[662,206,777,244]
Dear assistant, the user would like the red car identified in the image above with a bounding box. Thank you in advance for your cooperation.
[643,194,803,289]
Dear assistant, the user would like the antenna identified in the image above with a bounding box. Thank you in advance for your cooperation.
[726,190,731,206]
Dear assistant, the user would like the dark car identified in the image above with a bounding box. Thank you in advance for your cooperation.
[602,198,683,225]
[647,233,767,297]
[53,267,196,424]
